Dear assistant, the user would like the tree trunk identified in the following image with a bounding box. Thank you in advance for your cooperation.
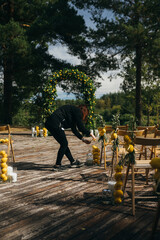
[3,56,13,124]
[147,110,150,126]
[2,0,14,124]
[135,44,142,125]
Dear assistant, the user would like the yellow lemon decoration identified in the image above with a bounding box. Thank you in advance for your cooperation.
[113,133,118,139]
[111,132,118,140]
[0,150,8,182]
[98,128,106,137]
[0,138,9,143]
[154,170,160,180]
[114,181,123,190]
[114,189,123,198]
[92,145,100,165]
[2,168,8,174]
[127,144,134,153]
[124,135,132,144]
[114,197,122,204]
[150,157,160,169]
[114,164,124,204]
[0,150,6,156]
[36,126,40,136]
[114,172,123,181]
[1,173,7,179]
[115,165,123,172]
[1,162,7,168]
[92,145,98,150]
[102,128,106,134]
[43,128,48,137]
[1,157,8,163]
[1,175,8,182]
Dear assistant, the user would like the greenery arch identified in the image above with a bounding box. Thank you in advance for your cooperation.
[43,68,96,129]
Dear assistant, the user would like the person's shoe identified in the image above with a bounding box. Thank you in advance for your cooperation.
[53,164,61,169]
[53,164,63,170]
[53,164,67,170]
[70,160,83,168]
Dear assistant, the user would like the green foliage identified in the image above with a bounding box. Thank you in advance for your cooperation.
[42,68,96,129]
[111,113,120,130]
[94,114,105,128]
[72,0,160,125]
[0,0,88,123]
[10,90,160,127]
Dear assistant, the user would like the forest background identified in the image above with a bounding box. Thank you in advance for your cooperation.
[0,0,160,128]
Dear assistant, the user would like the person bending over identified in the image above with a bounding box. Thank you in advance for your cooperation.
[45,104,96,169]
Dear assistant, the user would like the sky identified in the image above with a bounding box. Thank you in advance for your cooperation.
[48,8,123,100]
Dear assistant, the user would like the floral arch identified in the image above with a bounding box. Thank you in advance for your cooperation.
[43,68,96,129]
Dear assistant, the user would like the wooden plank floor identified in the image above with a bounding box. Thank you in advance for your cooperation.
[0,132,160,240]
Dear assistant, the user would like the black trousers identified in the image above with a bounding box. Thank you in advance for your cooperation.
[45,121,75,165]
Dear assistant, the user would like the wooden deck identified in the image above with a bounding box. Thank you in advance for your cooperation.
[0,132,159,240]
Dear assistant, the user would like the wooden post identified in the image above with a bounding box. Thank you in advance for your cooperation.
[10,138,15,162]
[100,141,103,164]
[131,164,135,216]
[116,147,118,164]
[104,139,106,169]
[123,162,130,193]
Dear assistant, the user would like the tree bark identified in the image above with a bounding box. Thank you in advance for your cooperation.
[2,0,14,124]
[3,56,13,124]
[135,44,142,125]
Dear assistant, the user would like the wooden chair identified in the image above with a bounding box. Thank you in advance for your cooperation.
[104,124,128,133]
[123,137,160,216]
[117,124,128,130]
[117,129,146,151]
[0,125,15,162]
[103,125,130,169]
[137,126,157,160]
[106,129,146,175]
[150,128,160,159]
[102,125,114,169]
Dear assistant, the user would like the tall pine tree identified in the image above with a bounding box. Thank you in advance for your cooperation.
[0,0,87,124]
[72,0,160,125]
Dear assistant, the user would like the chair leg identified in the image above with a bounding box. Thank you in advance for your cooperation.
[100,142,103,164]
[123,163,135,215]
[10,139,15,162]
[145,147,147,159]
[7,139,10,159]
[131,164,135,216]
[145,169,149,185]
[123,162,130,193]
[111,153,114,178]
[150,146,154,159]
[139,146,144,160]
[104,139,106,170]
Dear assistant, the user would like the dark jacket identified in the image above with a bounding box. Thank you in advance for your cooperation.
[45,105,90,140]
